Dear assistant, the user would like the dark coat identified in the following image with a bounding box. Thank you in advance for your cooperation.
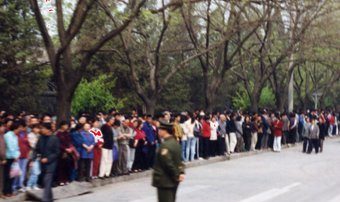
[33,135,60,173]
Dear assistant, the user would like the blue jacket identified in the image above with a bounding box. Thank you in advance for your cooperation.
[142,122,156,144]
[71,131,84,155]
[4,131,20,159]
[80,131,95,159]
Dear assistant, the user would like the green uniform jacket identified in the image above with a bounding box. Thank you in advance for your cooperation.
[152,136,185,188]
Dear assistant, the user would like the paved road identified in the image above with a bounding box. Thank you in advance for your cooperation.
[60,138,340,202]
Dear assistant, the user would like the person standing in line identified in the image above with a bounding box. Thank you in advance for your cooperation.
[90,118,103,179]
[13,120,30,193]
[260,111,270,150]
[126,117,136,172]
[0,122,6,198]
[99,116,115,178]
[117,118,133,175]
[27,124,41,190]
[3,121,22,197]
[70,124,83,181]
[227,113,238,153]
[33,123,60,202]
[318,114,327,153]
[242,115,252,152]
[281,113,290,145]
[272,114,283,152]
[184,114,196,161]
[201,116,211,159]
[132,120,147,172]
[288,113,298,144]
[152,121,185,202]
[209,116,219,157]
[142,115,157,169]
[79,123,95,182]
[217,114,228,155]
[250,116,258,151]
[307,117,320,154]
[302,117,311,153]
[193,115,202,159]
[56,121,73,186]
[173,114,183,144]
[235,116,244,153]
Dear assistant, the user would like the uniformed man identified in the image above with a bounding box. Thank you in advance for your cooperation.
[152,121,185,202]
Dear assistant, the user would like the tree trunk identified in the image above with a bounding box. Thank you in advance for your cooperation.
[249,89,261,113]
[56,87,73,124]
[287,70,294,113]
[143,97,157,116]
[275,88,286,112]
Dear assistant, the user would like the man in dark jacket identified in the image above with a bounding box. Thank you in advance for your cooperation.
[33,123,60,202]
[152,121,185,202]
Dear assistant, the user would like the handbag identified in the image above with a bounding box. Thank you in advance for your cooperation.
[10,162,22,178]
[128,138,135,148]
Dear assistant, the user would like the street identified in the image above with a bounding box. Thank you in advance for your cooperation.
[60,138,340,202]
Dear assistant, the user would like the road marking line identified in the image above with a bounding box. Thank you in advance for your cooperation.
[240,182,301,202]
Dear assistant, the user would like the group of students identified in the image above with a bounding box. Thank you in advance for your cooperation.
[0,109,338,200]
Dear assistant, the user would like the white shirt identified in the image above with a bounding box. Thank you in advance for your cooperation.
[210,121,219,141]
[184,119,195,138]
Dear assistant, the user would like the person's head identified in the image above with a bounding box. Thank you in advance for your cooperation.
[31,124,40,134]
[132,120,138,129]
[113,120,121,128]
[122,118,129,127]
[4,118,13,130]
[174,114,181,123]
[245,115,250,123]
[92,118,101,129]
[42,114,52,123]
[136,120,143,129]
[29,116,39,126]
[211,116,217,122]
[114,113,121,120]
[305,116,310,123]
[220,114,226,122]
[78,116,87,125]
[106,116,115,126]
[40,123,53,136]
[83,123,91,131]
[59,121,70,131]
[109,108,116,115]
[163,111,171,122]
[146,115,153,123]
[158,122,173,139]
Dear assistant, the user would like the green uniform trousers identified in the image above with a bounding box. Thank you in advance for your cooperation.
[157,186,178,202]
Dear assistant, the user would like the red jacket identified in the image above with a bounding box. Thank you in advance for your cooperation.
[18,132,30,159]
[273,120,283,137]
[201,120,211,138]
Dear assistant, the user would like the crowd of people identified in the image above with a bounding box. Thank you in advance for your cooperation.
[0,108,339,200]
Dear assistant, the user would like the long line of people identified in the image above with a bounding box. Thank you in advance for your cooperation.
[0,109,338,199]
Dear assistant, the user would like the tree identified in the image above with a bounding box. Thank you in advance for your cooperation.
[29,0,146,123]
[181,0,264,113]
[102,0,222,114]
[0,0,50,113]
[72,75,125,115]
[233,0,329,112]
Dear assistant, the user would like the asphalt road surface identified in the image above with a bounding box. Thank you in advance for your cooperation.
[60,138,340,202]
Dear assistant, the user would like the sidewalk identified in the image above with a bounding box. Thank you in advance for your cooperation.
[2,136,339,202]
